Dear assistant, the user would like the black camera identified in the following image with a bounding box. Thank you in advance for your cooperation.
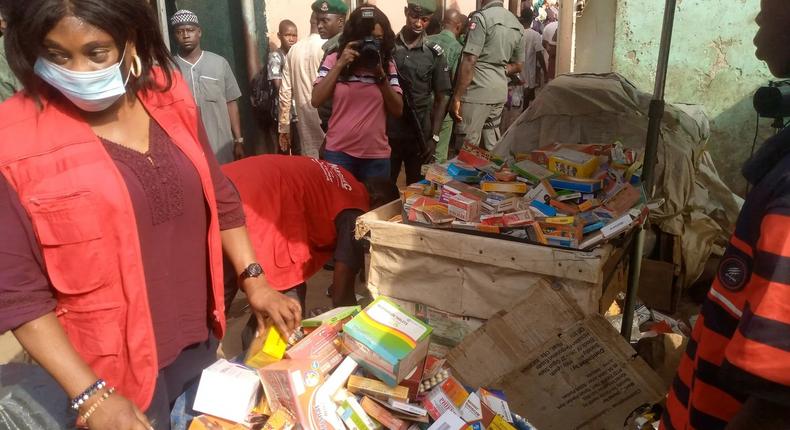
[351,6,382,70]
[754,81,790,120]
[355,36,382,70]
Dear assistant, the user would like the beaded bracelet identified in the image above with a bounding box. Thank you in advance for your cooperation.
[70,379,107,411]
[80,387,116,423]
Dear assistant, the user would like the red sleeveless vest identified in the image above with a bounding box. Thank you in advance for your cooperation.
[222,155,369,290]
[0,70,226,411]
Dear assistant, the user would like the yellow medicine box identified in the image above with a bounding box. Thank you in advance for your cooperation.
[548,148,600,178]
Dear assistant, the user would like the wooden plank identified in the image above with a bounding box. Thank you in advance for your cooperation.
[369,246,602,318]
[358,200,613,285]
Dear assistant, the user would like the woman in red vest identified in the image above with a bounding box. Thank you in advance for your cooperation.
[0,1,301,429]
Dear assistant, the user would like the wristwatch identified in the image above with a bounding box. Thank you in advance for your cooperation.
[234,137,245,144]
[239,263,263,281]
[432,134,440,143]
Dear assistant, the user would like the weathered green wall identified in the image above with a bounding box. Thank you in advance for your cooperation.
[613,0,774,195]
[166,0,270,154]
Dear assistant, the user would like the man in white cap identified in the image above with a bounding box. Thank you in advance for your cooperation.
[171,9,244,164]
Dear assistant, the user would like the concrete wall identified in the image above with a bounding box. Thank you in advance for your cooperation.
[611,0,774,195]
[574,0,616,73]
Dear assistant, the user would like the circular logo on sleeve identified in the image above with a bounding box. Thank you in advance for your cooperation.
[718,256,749,291]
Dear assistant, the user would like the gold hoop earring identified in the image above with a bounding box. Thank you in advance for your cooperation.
[131,54,142,78]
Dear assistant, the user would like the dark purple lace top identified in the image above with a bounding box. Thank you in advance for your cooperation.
[0,120,245,368]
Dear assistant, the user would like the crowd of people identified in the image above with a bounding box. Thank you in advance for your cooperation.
[0,1,540,428]
[1,0,788,429]
[0,1,564,173]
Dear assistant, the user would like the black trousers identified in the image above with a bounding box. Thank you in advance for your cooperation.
[389,136,423,185]
[147,336,219,430]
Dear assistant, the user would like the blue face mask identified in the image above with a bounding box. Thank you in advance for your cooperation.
[34,47,132,112]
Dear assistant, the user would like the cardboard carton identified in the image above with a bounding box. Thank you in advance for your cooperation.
[446,285,665,430]
[257,359,324,430]
[347,375,411,402]
[425,165,453,185]
[549,199,580,215]
[245,326,287,369]
[447,194,481,222]
[285,323,343,376]
[478,388,512,422]
[335,390,382,430]
[426,410,466,430]
[343,298,433,386]
[510,159,555,183]
[539,218,583,248]
[529,201,557,217]
[501,210,533,227]
[360,397,411,430]
[603,184,642,215]
[479,213,506,227]
[529,143,563,166]
[401,358,426,400]
[459,392,483,422]
[480,181,528,194]
[193,360,261,424]
[301,306,361,330]
[548,148,600,178]
[311,356,359,430]
[262,408,297,430]
[549,176,603,193]
[440,181,487,203]
[447,162,479,178]
[422,377,468,420]
[524,180,557,205]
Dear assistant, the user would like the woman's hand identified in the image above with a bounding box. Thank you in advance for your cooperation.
[337,42,360,69]
[245,281,302,337]
[86,393,153,430]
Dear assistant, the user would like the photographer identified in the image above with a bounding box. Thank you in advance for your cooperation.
[311,5,403,181]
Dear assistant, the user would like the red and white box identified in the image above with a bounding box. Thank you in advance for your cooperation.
[448,194,481,222]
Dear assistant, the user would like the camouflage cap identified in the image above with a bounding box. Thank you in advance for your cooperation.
[407,0,437,16]
[311,0,349,15]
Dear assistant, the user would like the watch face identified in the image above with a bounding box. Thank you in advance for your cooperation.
[246,263,263,278]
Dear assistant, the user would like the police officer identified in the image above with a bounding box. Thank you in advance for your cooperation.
[312,0,348,135]
[426,9,465,163]
[313,0,347,55]
[388,0,451,185]
[450,0,525,151]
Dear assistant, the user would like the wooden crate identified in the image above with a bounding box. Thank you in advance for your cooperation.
[356,200,630,319]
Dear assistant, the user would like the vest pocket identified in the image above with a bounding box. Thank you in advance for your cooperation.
[28,191,110,295]
[59,302,124,357]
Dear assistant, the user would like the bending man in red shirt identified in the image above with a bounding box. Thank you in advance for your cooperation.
[221,155,399,342]
[660,1,790,429]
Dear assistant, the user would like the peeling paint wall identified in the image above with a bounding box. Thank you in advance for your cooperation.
[612,0,774,195]
[574,0,617,73]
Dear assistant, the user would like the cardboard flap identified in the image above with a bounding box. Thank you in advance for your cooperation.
[447,286,664,430]
[447,280,585,388]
